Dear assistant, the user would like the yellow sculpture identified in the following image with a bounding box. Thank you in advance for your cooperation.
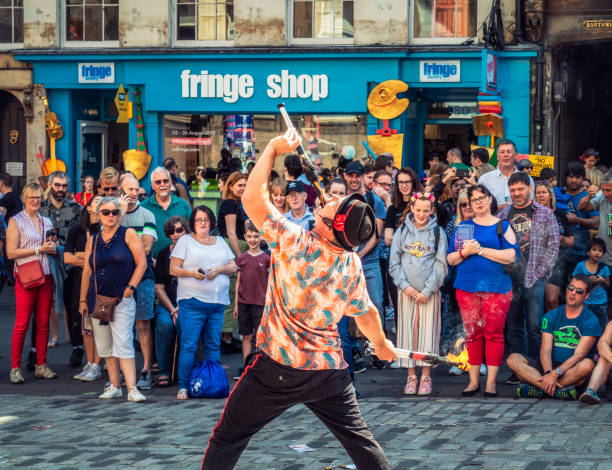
[122,149,152,180]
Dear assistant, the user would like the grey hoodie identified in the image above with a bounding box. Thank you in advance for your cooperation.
[389,214,448,298]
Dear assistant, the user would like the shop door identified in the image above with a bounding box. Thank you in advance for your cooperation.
[0,91,27,193]
[77,120,108,180]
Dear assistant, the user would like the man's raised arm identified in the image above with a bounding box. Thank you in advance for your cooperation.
[242,129,301,229]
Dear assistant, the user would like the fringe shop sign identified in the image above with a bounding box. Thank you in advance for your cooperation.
[180,70,328,103]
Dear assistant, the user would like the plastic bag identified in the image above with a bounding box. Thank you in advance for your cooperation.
[188,359,230,398]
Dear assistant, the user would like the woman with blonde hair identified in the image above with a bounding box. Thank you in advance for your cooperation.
[269,178,287,213]
[7,183,58,383]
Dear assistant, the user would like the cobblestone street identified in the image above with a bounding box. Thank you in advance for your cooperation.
[1,292,611,470]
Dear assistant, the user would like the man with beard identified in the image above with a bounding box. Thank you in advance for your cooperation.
[35,171,82,367]
[141,167,191,258]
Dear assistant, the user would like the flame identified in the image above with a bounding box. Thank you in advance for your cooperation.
[446,339,470,371]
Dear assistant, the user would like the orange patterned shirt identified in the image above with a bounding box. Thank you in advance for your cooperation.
[256,213,375,370]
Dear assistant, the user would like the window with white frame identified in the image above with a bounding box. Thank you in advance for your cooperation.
[292,0,354,41]
[0,0,23,45]
[412,0,476,42]
[66,0,118,42]
[175,0,234,42]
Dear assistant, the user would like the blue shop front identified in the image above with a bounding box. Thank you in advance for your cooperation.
[16,49,537,190]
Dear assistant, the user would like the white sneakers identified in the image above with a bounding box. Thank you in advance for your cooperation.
[74,363,102,382]
[99,384,123,399]
[99,384,147,402]
[127,388,147,402]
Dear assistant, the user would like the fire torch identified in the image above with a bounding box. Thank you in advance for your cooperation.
[365,340,471,371]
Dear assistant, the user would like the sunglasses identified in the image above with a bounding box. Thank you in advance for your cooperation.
[460,202,469,208]
[101,186,118,192]
[169,226,185,235]
[154,179,170,185]
[100,209,120,216]
[566,285,586,295]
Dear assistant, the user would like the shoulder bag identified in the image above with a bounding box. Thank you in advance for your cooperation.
[17,217,46,289]
[91,232,119,322]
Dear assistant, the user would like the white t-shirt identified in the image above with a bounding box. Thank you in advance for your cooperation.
[171,235,235,305]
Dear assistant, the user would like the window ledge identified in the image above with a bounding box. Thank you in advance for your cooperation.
[63,41,120,48]
[173,40,234,47]
[0,43,24,51]
[290,38,354,46]
[410,38,474,46]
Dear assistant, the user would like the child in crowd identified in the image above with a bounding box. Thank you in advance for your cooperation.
[572,237,610,329]
[389,193,448,395]
[233,222,271,378]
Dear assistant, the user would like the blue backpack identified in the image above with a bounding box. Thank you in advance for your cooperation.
[188,360,230,398]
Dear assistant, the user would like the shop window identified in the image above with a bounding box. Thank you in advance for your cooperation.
[66,0,118,43]
[412,0,476,43]
[291,0,354,43]
[0,0,23,45]
[163,113,365,179]
[175,0,234,42]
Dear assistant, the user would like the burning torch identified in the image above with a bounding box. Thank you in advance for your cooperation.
[365,340,471,371]
[277,103,326,207]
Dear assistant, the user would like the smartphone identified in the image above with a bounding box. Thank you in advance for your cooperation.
[45,228,58,243]
[455,168,470,178]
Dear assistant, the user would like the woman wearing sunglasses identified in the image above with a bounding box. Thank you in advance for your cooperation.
[153,216,189,387]
[79,197,147,402]
[447,185,519,397]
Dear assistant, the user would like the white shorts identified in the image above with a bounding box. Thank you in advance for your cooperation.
[92,296,136,359]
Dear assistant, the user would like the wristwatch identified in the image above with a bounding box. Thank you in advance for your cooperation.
[127,285,136,292]
[555,368,563,377]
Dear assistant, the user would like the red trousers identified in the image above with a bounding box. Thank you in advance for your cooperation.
[455,289,512,367]
[11,275,54,369]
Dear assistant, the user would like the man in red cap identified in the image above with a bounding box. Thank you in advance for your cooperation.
[201,130,396,470]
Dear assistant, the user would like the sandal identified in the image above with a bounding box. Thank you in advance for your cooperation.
[157,375,170,387]
[177,388,189,400]
[47,339,57,348]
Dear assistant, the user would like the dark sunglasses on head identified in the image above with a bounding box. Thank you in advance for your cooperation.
[100,209,120,216]
[169,226,185,235]
[567,285,585,295]
[102,186,118,192]
[154,178,170,185]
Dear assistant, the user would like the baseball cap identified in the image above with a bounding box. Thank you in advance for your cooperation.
[286,180,306,194]
[345,161,364,176]
[328,194,376,251]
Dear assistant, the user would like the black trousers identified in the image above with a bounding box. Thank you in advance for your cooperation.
[201,353,391,470]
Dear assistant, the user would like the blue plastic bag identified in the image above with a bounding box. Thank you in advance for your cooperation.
[188,360,230,398]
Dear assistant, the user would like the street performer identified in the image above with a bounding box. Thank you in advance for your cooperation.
[202,129,396,470]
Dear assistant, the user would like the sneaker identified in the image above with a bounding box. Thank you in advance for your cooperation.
[418,376,432,396]
[69,347,84,368]
[136,370,153,390]
[389,360,399,369]
[404,375,418,395]
[127,387,147,402]
[554,386,578,401]
[233,367,244,381]
[371,355,386,369]
[449,365,463,376]
[104,372,125,389]
[73,363,91,380]
[515,384,544,399]
[579,387,601,405]
[480,364,487,376]
[26,350,36,371]
[384,306,394,320]
[10,368,24,384]
[352,349,367,374]
[99,384,123,399]
[505,372,520,385]
[80,363,102,382]
[34,363,58,380]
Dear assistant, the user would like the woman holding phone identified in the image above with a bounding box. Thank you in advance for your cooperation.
[170,206,237,400]
[7,183,58,384]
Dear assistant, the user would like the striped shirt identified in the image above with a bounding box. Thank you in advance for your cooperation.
[13,210,52,275]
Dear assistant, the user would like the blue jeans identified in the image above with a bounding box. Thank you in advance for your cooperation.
[507,277,546,359]
[362,261,385,331]
[337,316,356,375]
[154,304,177,376]
[177,298,225,389]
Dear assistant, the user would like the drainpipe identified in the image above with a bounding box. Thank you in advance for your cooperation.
[514,0,525,41]
[534,50,545,153]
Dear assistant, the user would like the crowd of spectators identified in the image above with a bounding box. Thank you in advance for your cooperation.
[3,138,612,405]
